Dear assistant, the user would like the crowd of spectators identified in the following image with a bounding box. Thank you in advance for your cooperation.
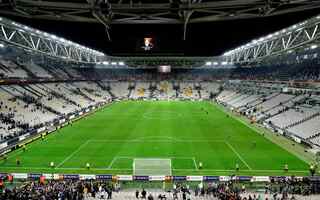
[133,180,311,200]
[0,180,117,200]
[0,178,319,200]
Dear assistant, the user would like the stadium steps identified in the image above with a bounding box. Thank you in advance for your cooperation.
[285,112,320,129]
[41,66,63,79]
[264,106,289,120]
[41,64,70,80]
[0,63,11,73]
[308,132,320,140]
[149,88,155,98]
[26,85,47,97]
[239,95,263,111]
[149,83,157,98]
[42,85,79,107]
[20,85,43,98]
[59,67,76,79]
[196,85,202,99]
[107,89,116,99]
[1,62,15,73]
[16,62,37,78]
[73,87,95,102]
[264,96,308,120]
[99,83,117,100]
[128,84,135,98]
[226,94,249,108]
[2,86,62,116]
[96,81,110,92]
[234,94,259,109]
[27,86,64,115]
[174,84,180,98]
[262,95,296,114]
[14,85,42,100]
[249,93,281,109]
[0,86,25,99]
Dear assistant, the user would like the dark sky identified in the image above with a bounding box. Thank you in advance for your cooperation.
[2,9,320,56]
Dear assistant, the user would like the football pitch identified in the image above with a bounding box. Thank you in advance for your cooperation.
[0,101,310,176]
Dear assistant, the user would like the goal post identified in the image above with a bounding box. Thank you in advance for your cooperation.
[133,158,172,176]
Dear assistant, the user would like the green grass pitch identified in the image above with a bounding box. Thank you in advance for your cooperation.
[0,101,310,176]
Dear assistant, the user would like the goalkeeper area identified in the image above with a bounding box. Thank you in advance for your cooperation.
[0,101,311,176]
[133,158,172,176]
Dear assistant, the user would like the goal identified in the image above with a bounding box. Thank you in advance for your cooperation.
[133,158,172,176]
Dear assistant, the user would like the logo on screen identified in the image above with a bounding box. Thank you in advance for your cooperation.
[142,37,154,51]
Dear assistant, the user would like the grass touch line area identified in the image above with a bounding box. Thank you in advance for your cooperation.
[214,102,316,165]
[56,140,91,168]
[0,100,312,176]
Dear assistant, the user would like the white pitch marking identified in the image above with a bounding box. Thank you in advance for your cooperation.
[225,141,252,170]
[193,157,198,170]
[56,140,90,168]
[214,103,310,165]
[88,139,225,143]
[107,156,119,169]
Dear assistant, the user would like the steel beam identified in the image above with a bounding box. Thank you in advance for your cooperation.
[223,14,320,64]
[0,17,105,63]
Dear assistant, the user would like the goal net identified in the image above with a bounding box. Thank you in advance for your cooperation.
[133,158,172,176]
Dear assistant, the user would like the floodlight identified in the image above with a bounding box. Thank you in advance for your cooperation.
[311,45,318,49]
[205,61,212,66]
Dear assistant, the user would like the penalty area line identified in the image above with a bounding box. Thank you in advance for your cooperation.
[193,157,198,170]
[225,141,252,170]
[107,157,118,169]
[56,140,90,168]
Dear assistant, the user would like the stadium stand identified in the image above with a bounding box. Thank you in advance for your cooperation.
[0,52,320,152]
[0,58,28,78]
[20,61,53,79]
[216,83,320,148]
[1,178,320,200]
[2,5,320,200]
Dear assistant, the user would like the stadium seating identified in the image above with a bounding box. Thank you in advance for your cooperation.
[0,53,319,152]
[20,61,53,78]
[215,84,320,147]
[130,82,150,99]
[108,81,130,99]
[200,82,220,99]
[287,115,320,139]
[0,58,28,78]
[0,80,114,142]
[154,81,176,100]
[266,106,318,129]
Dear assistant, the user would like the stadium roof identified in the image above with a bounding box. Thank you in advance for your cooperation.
[1,0,320,57]
[0,17,105,63]
[223,14,320,64]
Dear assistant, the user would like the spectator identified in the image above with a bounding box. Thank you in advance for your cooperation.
[141,188,147,199]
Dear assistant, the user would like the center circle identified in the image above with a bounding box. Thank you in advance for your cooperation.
[143,111,182,120]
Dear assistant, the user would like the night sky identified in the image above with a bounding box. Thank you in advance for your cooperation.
[2,9,320,56]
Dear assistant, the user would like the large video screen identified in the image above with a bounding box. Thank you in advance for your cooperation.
[158,65,171,73]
